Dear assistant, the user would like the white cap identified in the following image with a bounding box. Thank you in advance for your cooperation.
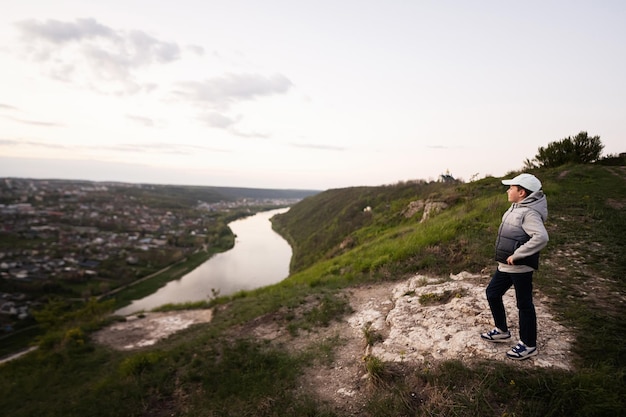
[501,173,542,192]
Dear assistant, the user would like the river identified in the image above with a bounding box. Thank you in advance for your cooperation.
[116,208,292,315]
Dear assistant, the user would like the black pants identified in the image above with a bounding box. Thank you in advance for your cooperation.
[486,269,537,347]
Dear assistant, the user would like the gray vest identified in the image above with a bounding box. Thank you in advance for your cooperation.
[495,206,540,269]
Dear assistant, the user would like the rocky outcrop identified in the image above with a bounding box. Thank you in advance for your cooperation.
[347,272,574,370]
[403,200,449,223]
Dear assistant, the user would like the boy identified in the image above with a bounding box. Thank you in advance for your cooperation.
[481,173,549,360]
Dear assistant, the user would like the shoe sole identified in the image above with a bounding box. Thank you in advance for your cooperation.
[481,335,511,343]
[506,350,538,360]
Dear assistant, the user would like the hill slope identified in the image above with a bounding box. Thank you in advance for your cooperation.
[1,164,625,416]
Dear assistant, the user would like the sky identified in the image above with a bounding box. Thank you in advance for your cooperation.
[1,1,624,190]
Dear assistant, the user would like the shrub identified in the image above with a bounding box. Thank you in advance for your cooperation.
[528,131,604,168]
[363,355,386,384]
[119,352,164,377]
[63,328,86,347]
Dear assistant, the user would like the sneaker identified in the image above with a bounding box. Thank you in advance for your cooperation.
[506,341,537,360]
[481,328,511,342]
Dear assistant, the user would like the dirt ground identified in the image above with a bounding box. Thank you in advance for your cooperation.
[93,271,574,415]
[93,309,213,350]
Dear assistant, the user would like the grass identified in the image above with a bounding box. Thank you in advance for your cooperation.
[418,288,467,305]
[0,163,624,416]
[363,322,384,346]
[151,300,213,312]
[0,325,42,358]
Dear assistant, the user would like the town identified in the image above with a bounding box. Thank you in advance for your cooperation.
[0,178,312,335]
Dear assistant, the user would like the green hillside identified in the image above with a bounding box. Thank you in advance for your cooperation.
[1,163,625,416]
[271,178,496,275]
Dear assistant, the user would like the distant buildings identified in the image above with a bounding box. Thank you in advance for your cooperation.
[439,170,456,183]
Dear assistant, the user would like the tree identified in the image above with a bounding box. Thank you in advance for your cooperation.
[529,131,604,168]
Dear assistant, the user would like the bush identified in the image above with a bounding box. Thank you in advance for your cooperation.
[528,131,604,168]
[119,352,164,377]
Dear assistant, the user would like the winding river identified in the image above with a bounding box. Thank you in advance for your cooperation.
[116,208,292,315]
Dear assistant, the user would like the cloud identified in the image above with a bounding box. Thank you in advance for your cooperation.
[16,18,115,44]
[175,73,293,109]
[126,115,156,127]
[197,112,269,139]
[0,103,19,111]
[126,30,181,64]
[201,112,239,129]
[230,129,269,139]
[14,18,181,94]
[0,139,67,149]
[186,44,205,56]
[2,115,64,127]
[12,19,294,139]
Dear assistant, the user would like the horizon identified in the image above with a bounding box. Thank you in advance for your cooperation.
[1,1,625,190]
[0,155,471,191]
[0,167,323,192]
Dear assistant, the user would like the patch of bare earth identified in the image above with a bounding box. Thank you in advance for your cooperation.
[94,272,574,415]
[93,309,213,350]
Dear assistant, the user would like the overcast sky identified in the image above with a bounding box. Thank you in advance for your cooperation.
[1,1,624,190]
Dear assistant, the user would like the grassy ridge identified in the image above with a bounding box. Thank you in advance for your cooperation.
[0,163,624,416]
[272,176,506,282]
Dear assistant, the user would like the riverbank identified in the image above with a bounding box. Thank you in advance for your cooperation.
[106,248,224,312]
[114,207,291,315]
[1,208,286,360]
[107,207,284,311]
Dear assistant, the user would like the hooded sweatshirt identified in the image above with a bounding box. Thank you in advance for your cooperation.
[495,190,549,272]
